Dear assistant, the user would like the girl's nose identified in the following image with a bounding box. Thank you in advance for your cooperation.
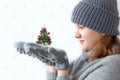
[75,30,81,38]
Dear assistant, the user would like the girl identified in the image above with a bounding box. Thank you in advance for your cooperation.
[15,0,120,80]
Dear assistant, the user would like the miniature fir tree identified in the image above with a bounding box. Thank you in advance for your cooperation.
[36,27,52,45]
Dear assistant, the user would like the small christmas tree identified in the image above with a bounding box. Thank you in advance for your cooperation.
[36,27,52,45]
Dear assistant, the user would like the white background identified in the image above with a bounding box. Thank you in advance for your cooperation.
[0,0,120,80]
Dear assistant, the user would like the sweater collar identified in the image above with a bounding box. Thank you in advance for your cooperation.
[81,51,91,62]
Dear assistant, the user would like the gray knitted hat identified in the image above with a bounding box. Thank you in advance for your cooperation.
[71,0,120,36]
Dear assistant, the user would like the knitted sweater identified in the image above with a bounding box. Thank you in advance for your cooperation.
[47,52,120,80]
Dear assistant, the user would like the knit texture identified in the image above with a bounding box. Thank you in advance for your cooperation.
[47,52,120,80]
[47,71,57,80]
[71,0,120,36]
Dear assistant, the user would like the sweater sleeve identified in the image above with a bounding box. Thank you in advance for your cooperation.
[47,71,57,80]
[84,60,120,80]
[54,60,75,80]
[56,55,86,80]
[46,59,76,80]
[46,58,78,80]
[47,52,87,80]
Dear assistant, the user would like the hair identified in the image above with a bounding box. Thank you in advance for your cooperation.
[89,35,120,61]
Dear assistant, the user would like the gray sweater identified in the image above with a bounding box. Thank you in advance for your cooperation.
[47,52,120,80]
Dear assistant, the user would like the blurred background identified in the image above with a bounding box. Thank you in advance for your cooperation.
[0,0,120,80]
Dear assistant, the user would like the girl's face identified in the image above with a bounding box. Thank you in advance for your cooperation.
[75,24,104,51]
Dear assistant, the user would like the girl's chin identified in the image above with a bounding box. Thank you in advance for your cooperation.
[81,47,90,51]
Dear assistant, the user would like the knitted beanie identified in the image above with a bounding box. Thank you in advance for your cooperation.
[71,0,120,36]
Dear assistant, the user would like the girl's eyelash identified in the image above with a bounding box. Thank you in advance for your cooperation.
[78,26,83,28]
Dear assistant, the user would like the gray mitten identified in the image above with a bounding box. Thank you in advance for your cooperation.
[24,42,69,70]
[48,47,69,70]
[14,42,55,66]
[15,42,25,53]
[24,42,55,66]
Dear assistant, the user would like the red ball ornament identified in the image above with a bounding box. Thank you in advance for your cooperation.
[43,27,46,30]
[48,32,50,34]
[48,42,50,45]
[44,34,46,36]
[36,41,40,44]
[39,36,42,38]
[48,36,51,40]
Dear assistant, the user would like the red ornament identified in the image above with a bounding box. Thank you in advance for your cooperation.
[44,34,46,36]
[48,36,51,40]
[43,27,46,30]
[36,41,40,44]
[48,42,50,45]
[48,38,51,40]
[48,41,51,44]
[39,36,42,38]
[48,32,50,34]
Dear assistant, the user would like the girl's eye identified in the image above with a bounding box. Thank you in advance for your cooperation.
[79,26,83,28]
[75,24,84,29]
[78,25,84,29]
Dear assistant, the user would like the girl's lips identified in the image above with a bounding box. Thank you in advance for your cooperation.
[80,40,84,43]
